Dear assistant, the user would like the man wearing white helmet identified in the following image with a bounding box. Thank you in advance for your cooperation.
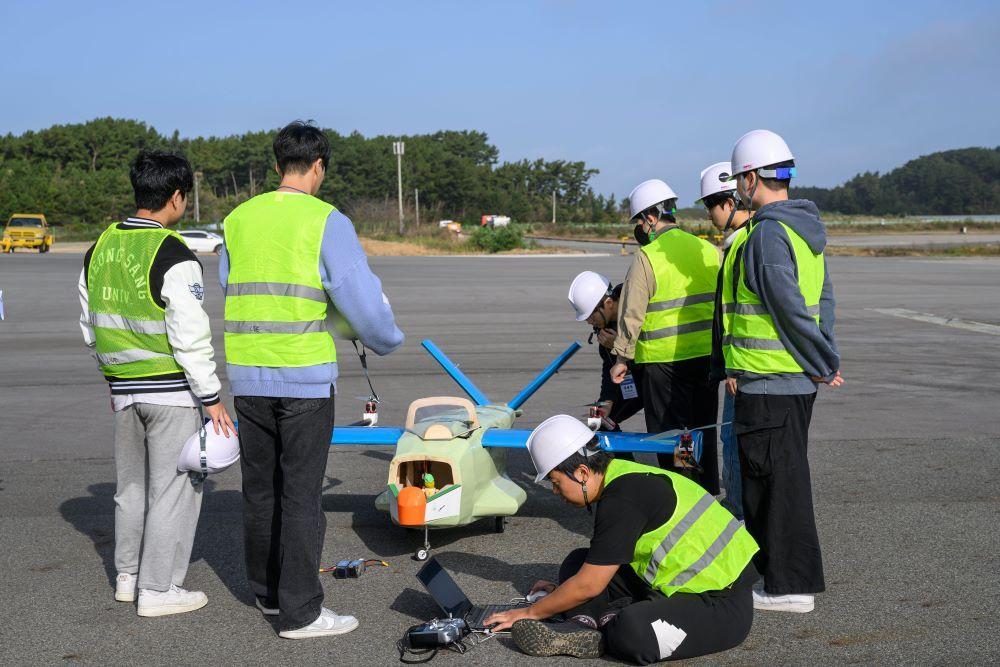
[485,415,758,663]
[721,129,842,614]
[696,162,753,520]
[567,271,643,432]
[608,179,721,493]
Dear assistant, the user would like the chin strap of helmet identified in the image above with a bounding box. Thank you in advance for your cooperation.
[189,405,208,488]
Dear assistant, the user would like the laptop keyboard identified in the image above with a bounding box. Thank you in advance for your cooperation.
[469,604,526,628]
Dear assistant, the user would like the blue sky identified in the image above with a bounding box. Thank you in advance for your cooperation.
[2,0,998,203]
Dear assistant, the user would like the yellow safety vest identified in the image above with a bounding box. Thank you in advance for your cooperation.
[721,220,824,374]
[87,224,185,378]
[603,459,757,596]
[224,192,337,367]
[634,229,720,363]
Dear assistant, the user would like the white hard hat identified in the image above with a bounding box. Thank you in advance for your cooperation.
[627,179,678,220]
[696,161,737,203]
[730,129,795,176]
[527,414,598,483]
[568,271,611,322]
[178,421,240,474]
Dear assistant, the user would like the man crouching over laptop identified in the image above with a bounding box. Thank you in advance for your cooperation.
[485,415,758,664]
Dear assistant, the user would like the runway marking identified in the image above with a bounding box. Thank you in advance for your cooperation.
[868,308,1000,336]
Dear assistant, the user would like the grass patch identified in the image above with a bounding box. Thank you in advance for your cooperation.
[827,244,1000,257]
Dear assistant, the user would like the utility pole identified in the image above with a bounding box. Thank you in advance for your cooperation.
[415,188,420,228]
[552,190,557,224]
[194,171,202,224]
[393,141,405,235]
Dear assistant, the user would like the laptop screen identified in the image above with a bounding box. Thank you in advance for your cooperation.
[416,558,474,619]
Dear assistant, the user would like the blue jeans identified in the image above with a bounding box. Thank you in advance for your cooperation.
[721,391,743,520]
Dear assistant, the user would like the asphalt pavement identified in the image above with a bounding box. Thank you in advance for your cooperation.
[1,251,998,665]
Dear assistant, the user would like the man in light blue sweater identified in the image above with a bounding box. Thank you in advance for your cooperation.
[220,121,403,639]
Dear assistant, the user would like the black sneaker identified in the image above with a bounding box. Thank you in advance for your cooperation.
[511,619,604,659]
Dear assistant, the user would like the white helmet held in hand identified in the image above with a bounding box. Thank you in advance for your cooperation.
[568,271,611,322]
[178,420,240,475]
[696,161,737,204]
[527,414,599,483]
[627,179,678,220]
[730,129,795,177]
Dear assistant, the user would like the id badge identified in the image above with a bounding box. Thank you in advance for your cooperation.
[620,373,638,400]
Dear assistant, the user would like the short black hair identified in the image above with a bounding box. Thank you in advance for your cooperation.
[273,120,331,174]
[554,436,615,478]
[639,198,678,224]
[610,283,624,301]
[130,150,193,211]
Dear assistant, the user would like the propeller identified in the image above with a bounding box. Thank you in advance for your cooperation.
[641,420,732,442]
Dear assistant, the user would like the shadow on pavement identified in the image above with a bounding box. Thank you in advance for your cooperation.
[58,481,251,606]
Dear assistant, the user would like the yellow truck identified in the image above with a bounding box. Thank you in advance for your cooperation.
[3,214,55,253]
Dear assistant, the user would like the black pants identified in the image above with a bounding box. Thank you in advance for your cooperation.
[734,391,824,594]
[235,395,334,632]
[559,549,754,664]
[637,359,720,494]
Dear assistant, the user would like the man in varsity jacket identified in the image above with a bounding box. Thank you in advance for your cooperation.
[78,151,234,617]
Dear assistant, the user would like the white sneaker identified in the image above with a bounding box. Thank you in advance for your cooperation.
[278,607,359,639]
[115,573,137,603]
[256,598,279,616]
[752,589,815,613]
[137,585,208,617]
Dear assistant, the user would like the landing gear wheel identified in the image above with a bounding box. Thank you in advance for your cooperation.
[413,525,431,561]
[494,517,506,533]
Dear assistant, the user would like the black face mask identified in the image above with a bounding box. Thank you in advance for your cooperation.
[633,225,651,246]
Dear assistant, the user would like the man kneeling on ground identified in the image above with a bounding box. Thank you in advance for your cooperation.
[486,415,758,664]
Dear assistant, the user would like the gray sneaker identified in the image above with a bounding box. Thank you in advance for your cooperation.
[115,573,136,603]
[137,585,208,617]
[278,607,359,639]
[255,598,279,616]
[512,619,604,659]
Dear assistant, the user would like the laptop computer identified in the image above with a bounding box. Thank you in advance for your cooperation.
[416,557,528,631]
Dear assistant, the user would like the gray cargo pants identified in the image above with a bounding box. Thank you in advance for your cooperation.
[113,403,203,592]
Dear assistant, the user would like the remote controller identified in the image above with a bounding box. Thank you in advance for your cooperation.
[407,617,468,648]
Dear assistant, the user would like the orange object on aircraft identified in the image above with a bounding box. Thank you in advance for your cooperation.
[397,486,427,526]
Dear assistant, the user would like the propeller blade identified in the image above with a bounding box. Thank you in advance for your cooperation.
[641,421,732,442]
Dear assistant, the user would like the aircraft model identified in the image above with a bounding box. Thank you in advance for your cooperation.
[331,338,704,561]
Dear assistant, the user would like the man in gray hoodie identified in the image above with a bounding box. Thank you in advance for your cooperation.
[718,130,843,614]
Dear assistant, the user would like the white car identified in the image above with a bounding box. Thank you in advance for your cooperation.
[177,230,224,254]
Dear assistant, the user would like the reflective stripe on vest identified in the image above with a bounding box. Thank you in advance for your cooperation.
[227,281,327,302]
[90,312,168,335]
[721,220,825,374]
[634,229,720,364]
[602,459,758,597]
[223,192,337,368]
[86,225,184,379]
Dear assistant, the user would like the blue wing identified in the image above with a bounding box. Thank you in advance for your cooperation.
[481,428,702,461]
[331,427,404,446]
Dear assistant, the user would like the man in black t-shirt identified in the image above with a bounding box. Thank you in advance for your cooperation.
[568,272,644,431]
[487,415,757,664]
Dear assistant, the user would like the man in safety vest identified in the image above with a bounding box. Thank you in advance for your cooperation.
[79,151,234,617]
[720,129,842,614]
[486,415,758,663]
[567,271,643,432]
[220,121,403,638]
[609,180,721,493]
[698,162,752,520]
